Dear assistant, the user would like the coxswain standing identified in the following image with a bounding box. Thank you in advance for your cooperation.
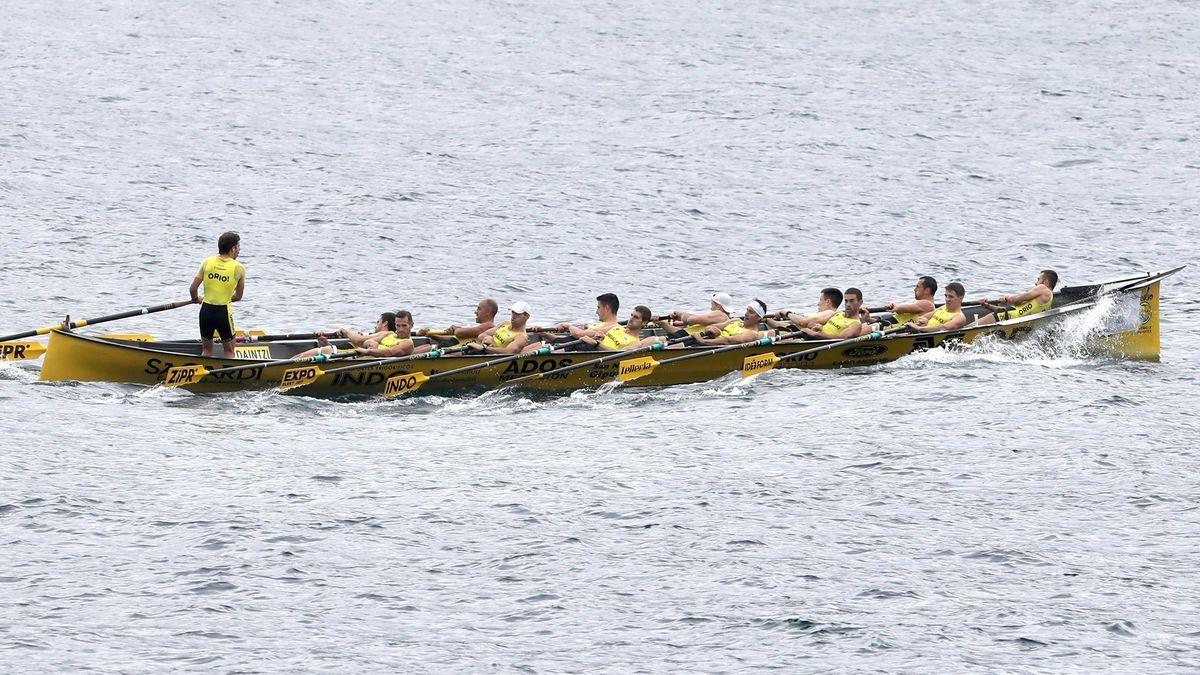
[189,231,245,358]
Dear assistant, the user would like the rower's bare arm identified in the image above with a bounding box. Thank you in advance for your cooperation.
[499,333,529,354]
[1004,286,1049,305]
[893,300,933,314]
[363,342,414,358]
[836,324,861,339]
[685,310,727,325]
[941,314,968,331]
[231,276,245,303]
[454,323,491,340]
[189,276,202,303]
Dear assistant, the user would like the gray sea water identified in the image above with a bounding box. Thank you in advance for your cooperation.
[2,0,1199,671]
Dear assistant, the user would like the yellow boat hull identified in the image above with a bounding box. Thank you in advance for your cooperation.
[37,269,1175,396]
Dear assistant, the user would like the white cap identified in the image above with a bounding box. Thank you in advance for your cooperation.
[746,299,767,317]
[510,301,531,315]
[710,292,734,313]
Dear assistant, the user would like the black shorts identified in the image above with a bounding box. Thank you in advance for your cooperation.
[199,303,235,342]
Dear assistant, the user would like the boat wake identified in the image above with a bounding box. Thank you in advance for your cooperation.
[888,294,1137,371]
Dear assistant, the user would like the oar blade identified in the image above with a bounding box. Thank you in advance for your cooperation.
[163,364,210,387]
[0,341,46,361]
[617,355,659,382]
[279,365,325,391]
[741,352,780,378]
[383,371,430,398]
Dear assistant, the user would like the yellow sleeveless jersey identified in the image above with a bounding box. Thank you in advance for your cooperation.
[821,312,860,337]
[683,313,729,336]
[492,322,519,349]
[928,307,961,327]
[1004,292,1053,321]
[378,333,401,349]
[197,256,245,306]
[599,326,637,350]
[719,320,749,338]
[890,308,921,326]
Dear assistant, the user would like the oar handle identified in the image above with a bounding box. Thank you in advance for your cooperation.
[0,299,194,343]
[240,331,341,342]
[866,301,1006,315]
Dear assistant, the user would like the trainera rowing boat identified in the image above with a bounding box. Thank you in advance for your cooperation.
[37,268,1179,396]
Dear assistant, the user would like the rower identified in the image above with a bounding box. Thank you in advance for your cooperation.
[694,299,772,346]
[905,282,968,332]
[468,301,533,355]
[969,270,1058,326]
[352,310,432,357]
[580,305,662,351]
[871,276,937,333]
[660,292,735,345]
[780,288,865,339]
[420,298,498,347]
[292,312,397,360]
[532,293,622,352]
[765,287,841,333]
[189,231,245,358]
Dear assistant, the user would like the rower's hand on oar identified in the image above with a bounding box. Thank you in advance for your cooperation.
[884,303,896,311]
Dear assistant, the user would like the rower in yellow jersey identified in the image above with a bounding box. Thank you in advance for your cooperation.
[694,299,772,346]
[469,301,533,355]
[189,231,245,358]
[904,282,968,332]
[798,288,866,339]
[352,310,433,357]
[292,312,399,360]
[579,305,661,351]
[969,270,1058,326]
[420,298,498,347]
[527,293,622,353]
[659,292,735,345]
[870,276,937,333]
[766,287,841,334]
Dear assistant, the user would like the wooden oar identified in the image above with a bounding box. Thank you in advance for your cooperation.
[162,349,358,388]
[866,300,1007,314]
[0,298,194,343]
[279,343,475,392]
[501,334,696,388]
[0,299,195,361]
[234,330,343,342]
[616,330,809,384]
[380,339,586,398]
